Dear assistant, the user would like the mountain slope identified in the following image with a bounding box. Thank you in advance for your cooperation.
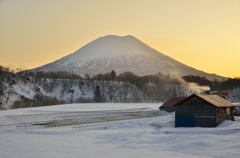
[32,35,225,81]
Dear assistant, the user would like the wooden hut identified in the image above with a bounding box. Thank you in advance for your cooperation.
[174,94,235,127]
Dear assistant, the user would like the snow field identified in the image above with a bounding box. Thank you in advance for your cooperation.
[0,103,240,158]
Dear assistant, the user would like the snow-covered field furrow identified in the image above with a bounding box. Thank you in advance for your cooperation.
[0,108,160,128]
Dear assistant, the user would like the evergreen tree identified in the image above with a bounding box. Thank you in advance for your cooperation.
[110,70,116,80]
[94,85,103,102]
[0,81,3,96]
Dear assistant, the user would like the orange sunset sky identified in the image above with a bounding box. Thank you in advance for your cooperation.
[0,0,239,77]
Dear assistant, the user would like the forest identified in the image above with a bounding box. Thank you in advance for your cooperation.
[1,65,240,109]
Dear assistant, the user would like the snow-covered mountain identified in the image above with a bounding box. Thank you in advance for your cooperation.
[32,35,224,81]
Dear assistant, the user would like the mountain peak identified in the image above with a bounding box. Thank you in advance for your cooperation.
[98,34,138,41]
[124,34,137,38]
[101,34,135,38]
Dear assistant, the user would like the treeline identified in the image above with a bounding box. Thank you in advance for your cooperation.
[19,71,83,80]
[2,65,240,93]
[21,70,183,87]
[91,71,183,87]
[182,75,240,90]
[0,66,146,109]
[90,71,189,101]
[21,70,188,101]
[0,66,17,99]
[2,64,240,109]
[1,66,190,108]
[2,65,240,92]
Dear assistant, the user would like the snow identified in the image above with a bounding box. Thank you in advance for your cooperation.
[1,78,145,108]
[32,35,224,81]
[0,103,157,116]
[0,103,240,158]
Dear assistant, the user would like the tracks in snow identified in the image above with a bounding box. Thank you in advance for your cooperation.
[0,108,161,129]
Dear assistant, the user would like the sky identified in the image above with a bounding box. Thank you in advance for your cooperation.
[0,0,239,77]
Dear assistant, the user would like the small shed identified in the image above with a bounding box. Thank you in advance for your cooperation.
[174,94,235,127]
[159,97,186,112]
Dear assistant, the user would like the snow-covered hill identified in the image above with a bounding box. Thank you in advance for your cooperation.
[32,35,224,81]
[0,69,196,109]
[0,77,145,109]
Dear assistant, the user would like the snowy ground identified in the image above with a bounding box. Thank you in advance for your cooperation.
[0,103,240,158]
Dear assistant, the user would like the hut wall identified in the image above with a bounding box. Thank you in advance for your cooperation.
[216,108,227,125]
[176,97,215,116]
[176,97,217,127]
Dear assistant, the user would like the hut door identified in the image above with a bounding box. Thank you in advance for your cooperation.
[175,115,196,127]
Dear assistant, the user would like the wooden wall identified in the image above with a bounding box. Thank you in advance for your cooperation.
[216,108,227,125]
[176,97,220,127]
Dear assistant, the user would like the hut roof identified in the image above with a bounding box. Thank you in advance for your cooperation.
[160,94,235,109]
[160,97,186,108]
[195,94,235,108]
[177,94,235,108]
